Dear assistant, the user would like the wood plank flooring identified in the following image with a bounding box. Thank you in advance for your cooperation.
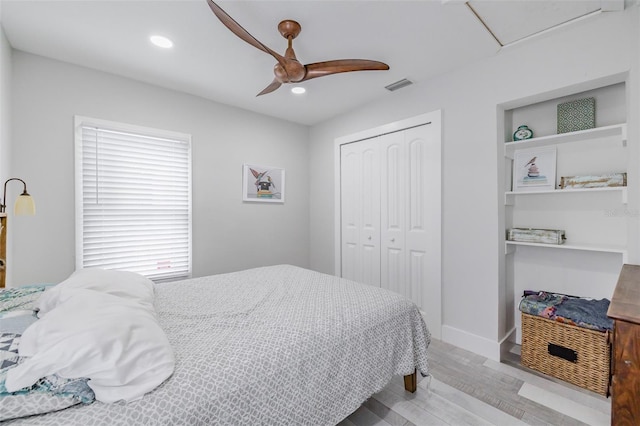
[338,338,610,426]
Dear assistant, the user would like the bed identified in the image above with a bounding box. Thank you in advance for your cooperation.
[1,264,430,425]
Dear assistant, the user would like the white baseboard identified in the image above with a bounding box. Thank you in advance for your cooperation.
[441,325,502,361]
[499,327,518,360]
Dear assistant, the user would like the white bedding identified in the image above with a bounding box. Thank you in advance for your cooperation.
[36,268,156,314]
[6,289,175,403]
[5,265,430,425]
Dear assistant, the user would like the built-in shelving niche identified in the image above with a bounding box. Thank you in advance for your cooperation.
[501,82,630,347]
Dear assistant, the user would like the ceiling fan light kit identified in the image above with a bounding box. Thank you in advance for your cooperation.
[206,0,389,96]
[150,35,173,49]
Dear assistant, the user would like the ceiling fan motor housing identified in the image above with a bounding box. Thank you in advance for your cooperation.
[274,62,306,83]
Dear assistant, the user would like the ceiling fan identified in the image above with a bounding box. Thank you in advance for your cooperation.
[206,0,390,96]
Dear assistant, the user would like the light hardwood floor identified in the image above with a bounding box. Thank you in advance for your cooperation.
[338,338,611,426]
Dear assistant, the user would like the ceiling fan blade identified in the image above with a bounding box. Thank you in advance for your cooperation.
[206,0,287,68]
[257,79,282,96]
[302,59,389,81]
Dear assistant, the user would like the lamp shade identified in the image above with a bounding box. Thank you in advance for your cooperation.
[14,194,36,216]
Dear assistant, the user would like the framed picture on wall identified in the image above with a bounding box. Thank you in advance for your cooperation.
[242,163,285,203]
[512,147,556,192]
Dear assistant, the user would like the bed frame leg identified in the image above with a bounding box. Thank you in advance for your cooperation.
[403,370,417,393]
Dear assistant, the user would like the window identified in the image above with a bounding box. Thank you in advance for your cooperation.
[75,116,192,282]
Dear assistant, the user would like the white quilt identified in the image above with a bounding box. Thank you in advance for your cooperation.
[5,265,430,425]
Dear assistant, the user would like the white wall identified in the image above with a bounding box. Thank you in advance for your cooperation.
[0,17,14,283]
[0,14,10,182]
[309,7,640,358]
[10,52,310,286]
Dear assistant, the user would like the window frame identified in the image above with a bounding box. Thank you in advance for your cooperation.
[74,115,193,282]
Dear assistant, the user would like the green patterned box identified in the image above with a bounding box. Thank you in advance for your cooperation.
[557,97,595,133]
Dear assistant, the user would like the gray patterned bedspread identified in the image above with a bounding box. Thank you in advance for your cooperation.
[6,264,430,425]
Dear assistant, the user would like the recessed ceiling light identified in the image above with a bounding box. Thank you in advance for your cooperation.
[291,87,306,95]
[150,35,173,49]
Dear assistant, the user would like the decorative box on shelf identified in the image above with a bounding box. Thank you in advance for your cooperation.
[507,228,566,245]
[557,97,595,134]
[559,172,626,189]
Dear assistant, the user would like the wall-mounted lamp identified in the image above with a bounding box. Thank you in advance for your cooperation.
[1,178,36,215]
[0,178,36,288]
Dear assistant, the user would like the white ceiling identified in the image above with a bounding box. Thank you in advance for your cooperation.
[0,0,616,125]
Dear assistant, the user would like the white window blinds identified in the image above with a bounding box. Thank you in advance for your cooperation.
[75,117,192,282]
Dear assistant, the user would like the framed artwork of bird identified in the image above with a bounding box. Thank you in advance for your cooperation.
[512,147,556,192]
[242,163,286,203]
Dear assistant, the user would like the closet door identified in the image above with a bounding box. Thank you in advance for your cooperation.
[404,125,435,312]
[380,131,406,296]
[340,138,381,286]
[340,143,361,282]
[380,124,440,314]
[406,124,441,335]
[337,111,441,337]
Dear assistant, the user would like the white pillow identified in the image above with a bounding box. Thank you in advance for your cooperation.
[5,288,174,403]
[37,269,155,315]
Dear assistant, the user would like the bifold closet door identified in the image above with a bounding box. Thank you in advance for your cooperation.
[338,113,441,337]
[379,131,406,296]
[380,124,439,312]
[340,138,381,286]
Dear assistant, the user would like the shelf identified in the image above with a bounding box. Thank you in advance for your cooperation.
[501,85,629,359]
[504,124,627,158]
[505,186,627,205]
[505,240,628,262]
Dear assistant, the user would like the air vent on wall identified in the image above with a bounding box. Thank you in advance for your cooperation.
[385,78,414,92]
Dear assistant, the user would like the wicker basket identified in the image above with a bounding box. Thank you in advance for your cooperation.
[520,313,611,396]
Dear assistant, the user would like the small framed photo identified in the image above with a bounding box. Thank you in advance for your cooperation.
[512,147,556,192]
[242,163,285,203]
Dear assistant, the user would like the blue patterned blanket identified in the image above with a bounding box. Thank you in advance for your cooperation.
[519,290,613,332]
[0,285,95,421]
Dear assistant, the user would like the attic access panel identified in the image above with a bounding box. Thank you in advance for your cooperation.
[467,0,611,46]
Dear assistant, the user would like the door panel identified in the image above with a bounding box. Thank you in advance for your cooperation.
[342,243,358,282]
[384,247,404,295]
[408,138,425,232]
[362,244,379,286]
[341,145,361,282]
[380,132,405,294]
[360,139,380,286]
[405,124,441,336]
[340,139,380,286]
[409,249,426,306]
[385,143,402,230]
[405,126,431,308]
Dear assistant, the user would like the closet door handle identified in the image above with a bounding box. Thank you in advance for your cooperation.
[391,238,395,243]
[367,236,372,240]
